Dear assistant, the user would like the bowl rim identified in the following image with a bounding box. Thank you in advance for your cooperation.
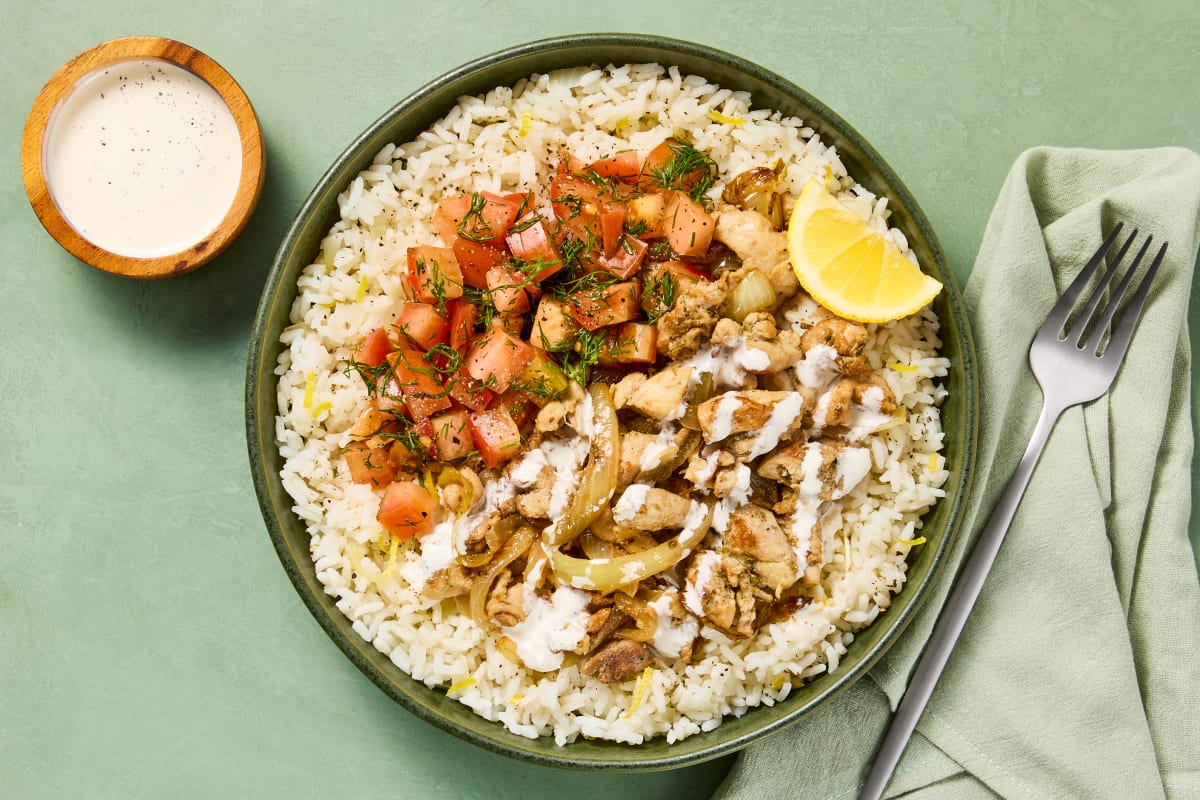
[246,32,978,771]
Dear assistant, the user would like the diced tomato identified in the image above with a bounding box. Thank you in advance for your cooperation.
[355,326,393,368]
[599,322,658,365]
[447,300,478,355]
[663,191,715,257]
[463,324,536,393]
[342,441,396,487]
[505,215,562,281]
[599,203,628,258]
[429,409,474,461]
[377,479,443,539]
[447,372,495,411]
[387,348,452,422]
[495,313,526,337]
[496,390,537,427]
[627,192,666,239]
[529,296,579,350]
[564,281,641,331]
[597,235,648,278]
[407,245,464,304]
[486,265,531,314]
[588,150,640,183]
[468,407,523,468]
[550,174,603,224]
[395,303,449,350]
[451,237,506,289]
[639,138,714,195]
[432,192,519,249]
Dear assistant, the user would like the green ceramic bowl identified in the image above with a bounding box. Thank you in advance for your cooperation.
[246,33,977,771]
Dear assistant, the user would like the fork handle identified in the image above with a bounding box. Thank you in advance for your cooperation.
[858,397,1067,800]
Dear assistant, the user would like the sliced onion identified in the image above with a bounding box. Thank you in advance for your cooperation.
[468,522,535,630]
[679,373,714,432]
[550,501,714,593]
[725,269,777,322]
[635,429,701,486]
[544,383,620,548]
[612,593,658,642]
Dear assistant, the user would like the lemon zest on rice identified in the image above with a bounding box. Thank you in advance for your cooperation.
[355,275,369,303]
[303,373,316,408]
[771,674,788,692]
[625,667,655,717]
[824,164,834,188]
[447,677,476,696]
[509,693,523,705]
[310,401,332,419]
[709,109,745,125]
[888,361,918,372]
[518,108,533,137]
[897,536,927,547]
[378,536,399,582]
[927,454,939,473]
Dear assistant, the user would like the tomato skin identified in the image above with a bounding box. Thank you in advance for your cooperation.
[450,237,505,289]
[355,326,394,367]
[565,281,641,331]
[467,407,523,468]
[599,203,628,258]
[377,480,443,539]
[505,215,562,281]
[386,348,452,422]
[447,301,478,355]
[407,245,464,304]
[447,372,495,411]
[395,303,449,350]
[663,191,715,257]
[599,322,658,365]
[433,192,519,249]
[587,151,640,183]
[627,192,666,239]
[463,325,536,393]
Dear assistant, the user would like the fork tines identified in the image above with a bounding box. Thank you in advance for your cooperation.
[1049,223,1168,357]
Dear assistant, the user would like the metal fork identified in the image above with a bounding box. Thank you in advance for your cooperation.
[859,223,1168,800]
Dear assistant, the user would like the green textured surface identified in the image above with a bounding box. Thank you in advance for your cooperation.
[3,2,1198,798]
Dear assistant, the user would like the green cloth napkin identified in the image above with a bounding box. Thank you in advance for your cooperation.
[713,147,1200,800]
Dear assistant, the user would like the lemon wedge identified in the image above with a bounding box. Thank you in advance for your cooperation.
[787,179,942,322]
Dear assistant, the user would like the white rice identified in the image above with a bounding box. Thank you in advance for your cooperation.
[274,62,949,745]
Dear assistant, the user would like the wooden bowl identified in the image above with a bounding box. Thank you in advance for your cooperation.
[21,36,265,278]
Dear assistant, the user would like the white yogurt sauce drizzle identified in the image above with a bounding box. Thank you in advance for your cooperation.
[44,59,242,258]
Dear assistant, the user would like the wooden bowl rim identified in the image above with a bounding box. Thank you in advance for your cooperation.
[20,35,265,279]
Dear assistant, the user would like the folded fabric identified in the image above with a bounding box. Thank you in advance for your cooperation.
[712,147,1200,800]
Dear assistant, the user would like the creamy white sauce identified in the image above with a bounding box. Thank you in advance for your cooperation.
[797,443,825,500]
[708,393,743,443]
[789,503,818,572]
[834,447,872,498]
[734,344,771,372]
[795,344,841,391]
[683,550,722,616]
[691,449,721,492]
[416,517,457,582]
[547,438,590,518]
[745,392,804,460]
[612,483,651,523]
[649,593,699,659]
[638,424,677,472]
[44,59,242,258]
[501,585,591,672]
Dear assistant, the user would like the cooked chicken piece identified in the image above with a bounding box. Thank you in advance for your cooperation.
[534,381,584,432]
[612,372,647,410]
[627,364,693,420]
[589,507,639,543]
[817,374,896,428]
[612,486,693,532]
[484,570,524,627]
[572,606,625,656]
[724,505,798,596]
[515,490,552,519]
[618,431,659,489]
[655,272,732,360]
[423,561,474,600]
[711,464,749,500]
[714,205,799,299]
[684,552,760,638]
[462,510,499,559]
[741,311,776,341]
[758,440,872,502]
[800,317,870,376]
[697,390,807,444]
[581,638,654,683]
